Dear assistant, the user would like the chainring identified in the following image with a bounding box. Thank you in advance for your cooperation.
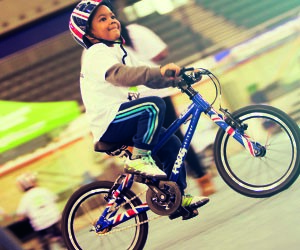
[146,181,181,216]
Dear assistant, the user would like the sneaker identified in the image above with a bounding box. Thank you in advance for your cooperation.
[124,152,167,179]
[182,194,209,209]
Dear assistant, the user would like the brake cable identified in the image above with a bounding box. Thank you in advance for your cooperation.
[195,68,223,108]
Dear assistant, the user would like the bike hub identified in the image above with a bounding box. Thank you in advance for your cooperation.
[255,145,267,157]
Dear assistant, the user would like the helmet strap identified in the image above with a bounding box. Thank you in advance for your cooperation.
[119,42,128,65]
[85,34,128,64]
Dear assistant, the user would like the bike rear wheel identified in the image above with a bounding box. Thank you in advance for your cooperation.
[214,104,300,198]
[61,181,148,250]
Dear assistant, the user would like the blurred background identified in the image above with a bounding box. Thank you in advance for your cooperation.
[0,0,299,249]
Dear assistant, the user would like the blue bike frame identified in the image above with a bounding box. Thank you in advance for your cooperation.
[95,91,262,233]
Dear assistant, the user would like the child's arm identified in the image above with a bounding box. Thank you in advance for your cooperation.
[106,63,180,89]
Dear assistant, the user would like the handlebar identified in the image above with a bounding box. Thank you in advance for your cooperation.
[165,67,221,106]
[165,67,211,88]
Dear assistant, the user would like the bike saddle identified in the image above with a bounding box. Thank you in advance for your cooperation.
[95,141,132,158]
[94,141,122,152]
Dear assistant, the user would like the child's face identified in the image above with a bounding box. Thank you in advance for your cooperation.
[89,5,121,42]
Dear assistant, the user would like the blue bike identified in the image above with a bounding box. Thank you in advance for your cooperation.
[61,67,300,250]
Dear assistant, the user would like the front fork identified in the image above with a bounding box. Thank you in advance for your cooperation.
[207,107,266,157]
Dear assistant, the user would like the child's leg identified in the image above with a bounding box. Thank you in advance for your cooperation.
[156,130,187,193]
[156,128,209,209]
[100,96,167,178]
[100,96,166,149]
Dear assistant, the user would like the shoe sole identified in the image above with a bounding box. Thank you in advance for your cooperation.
[187,198,210,209]
[169,200,209,221]
[124,168,167,180]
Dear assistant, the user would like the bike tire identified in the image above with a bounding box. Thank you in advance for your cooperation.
[61,181,148,250]
[214,104,300,198]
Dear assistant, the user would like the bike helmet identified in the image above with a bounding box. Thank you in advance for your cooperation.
[69,0,116,49]
[16,172,37,192]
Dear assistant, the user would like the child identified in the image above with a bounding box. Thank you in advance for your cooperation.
[69,0,209,208]
[120,21,216,197]
[15,172,65,250]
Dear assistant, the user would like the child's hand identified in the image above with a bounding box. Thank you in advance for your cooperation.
[160,63,181,78]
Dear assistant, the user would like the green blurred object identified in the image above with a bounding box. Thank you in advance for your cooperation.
[0,101,81,154]
[247,83,259,95]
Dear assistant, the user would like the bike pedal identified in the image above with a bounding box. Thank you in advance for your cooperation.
[182,208,198,220]
[168,206,191,220]
[169,205,202,220]
[188,198,210,209]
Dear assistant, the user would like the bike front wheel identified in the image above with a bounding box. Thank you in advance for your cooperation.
[214,104,300,198]
[61,181,148,250]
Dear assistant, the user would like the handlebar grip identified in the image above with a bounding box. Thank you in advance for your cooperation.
[165,70,176,77]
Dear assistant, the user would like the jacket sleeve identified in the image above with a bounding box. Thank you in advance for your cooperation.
[105,63,174,89]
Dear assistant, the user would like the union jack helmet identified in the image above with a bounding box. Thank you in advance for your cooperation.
[16,172,37,192]
[69,0,113,48]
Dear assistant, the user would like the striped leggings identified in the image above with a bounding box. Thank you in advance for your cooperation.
[100,96,187,192]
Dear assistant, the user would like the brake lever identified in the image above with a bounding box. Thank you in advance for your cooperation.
[194,71,202,82]
[166,67,205,88]
[181,73,195,84]
[165,67,195,77]
[179,67,194,75]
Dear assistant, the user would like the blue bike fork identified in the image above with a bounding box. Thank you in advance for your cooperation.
[194,93,263,156]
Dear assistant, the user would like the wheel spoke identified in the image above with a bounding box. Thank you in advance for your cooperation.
[215,105,300,198]
[61,182,149,250]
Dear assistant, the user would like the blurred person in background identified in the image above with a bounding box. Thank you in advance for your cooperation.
[120,21,216,196]
[0,207,24,250]
[15,172,65,250]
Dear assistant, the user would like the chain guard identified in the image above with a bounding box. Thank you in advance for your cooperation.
[146,181,181,216]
